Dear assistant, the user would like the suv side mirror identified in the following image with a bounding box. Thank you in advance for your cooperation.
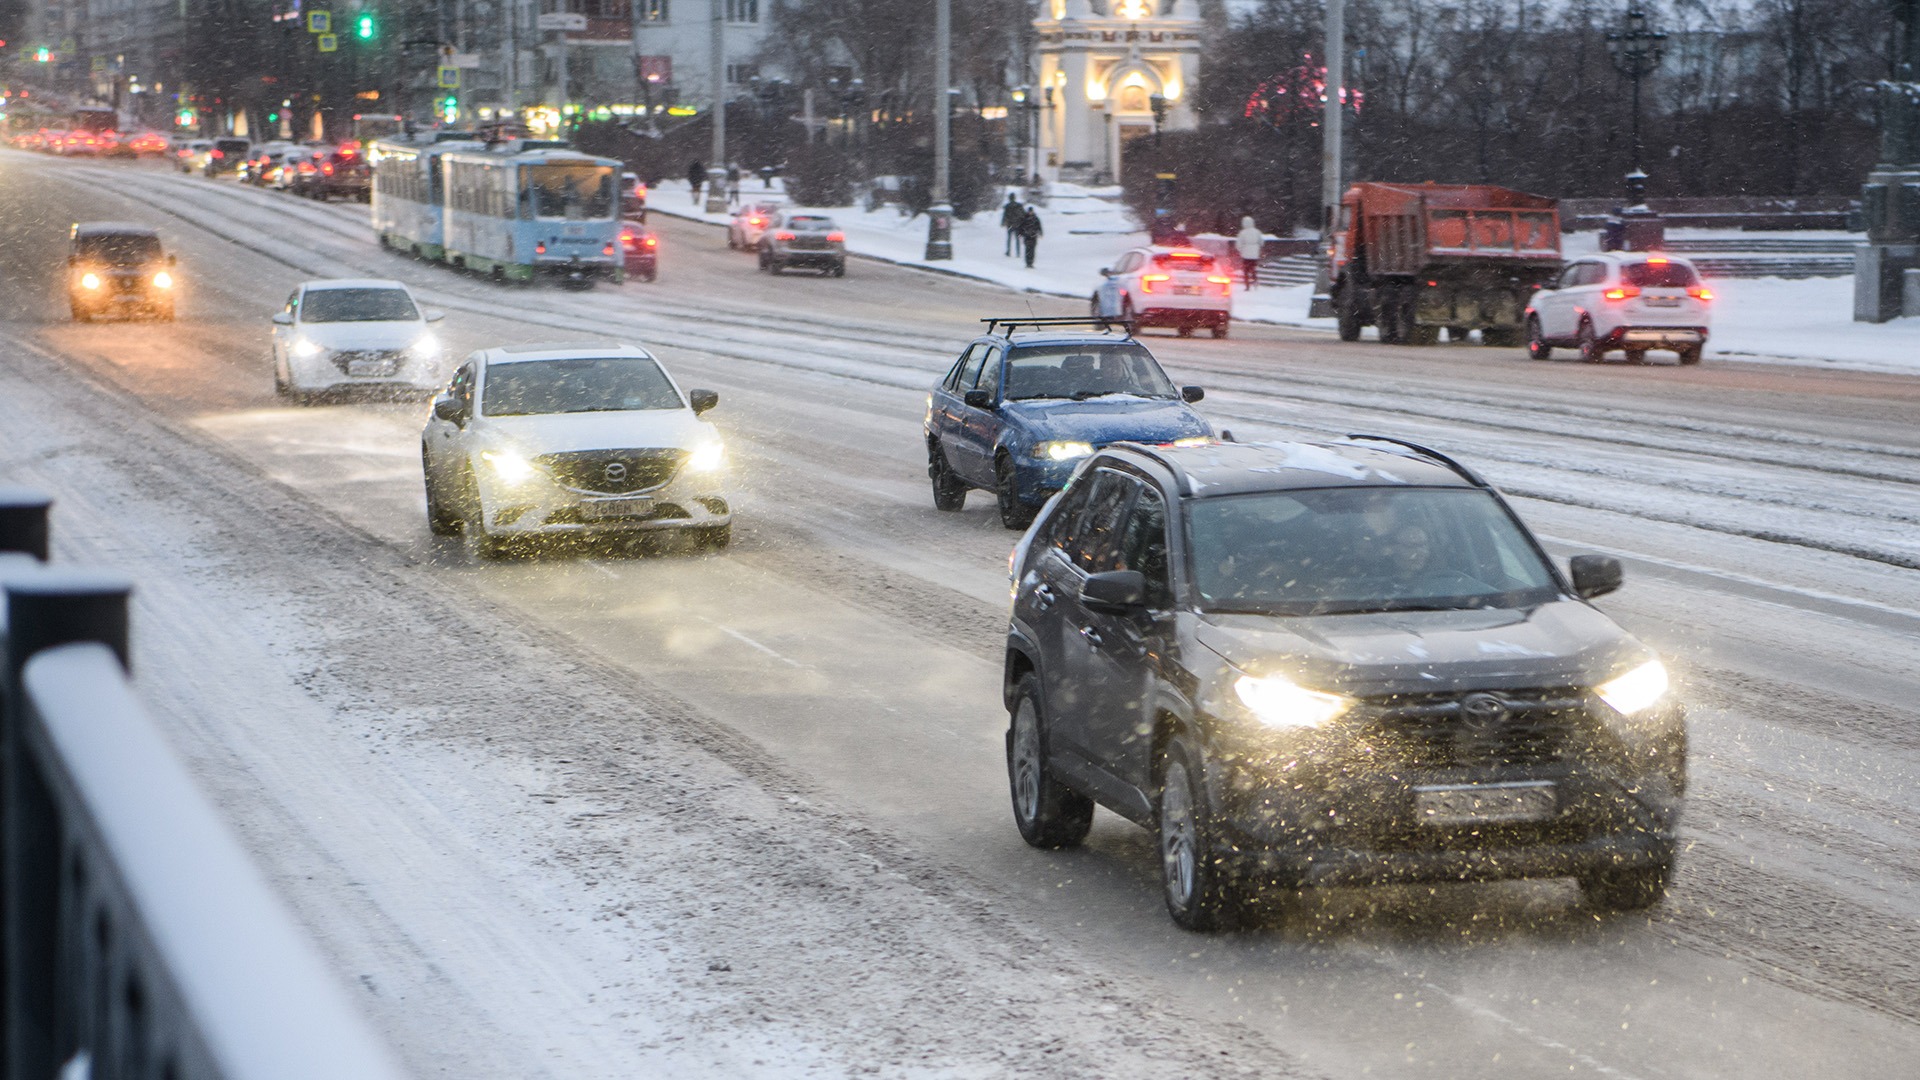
[688,389,719,415]
[432,396,466,424]
[424,309,446,323]
[1100,267,1115,277]
[1181,385,1204,403]
[271,312,294,326]
[1569,554,1623,599]
[1081,570,1147,613]
[963,388,993,409]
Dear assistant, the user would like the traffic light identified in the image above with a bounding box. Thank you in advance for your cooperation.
[34,47,50,62]
[356,13,376,39]
[440,95,458,123]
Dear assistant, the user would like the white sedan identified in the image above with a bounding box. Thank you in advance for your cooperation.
[420,343,732,556]
[1091,245,1234,338]
[271,279,446,401]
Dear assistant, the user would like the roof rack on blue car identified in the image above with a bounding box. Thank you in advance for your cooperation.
[981,316,1134,338]
[1345,433,1491,489]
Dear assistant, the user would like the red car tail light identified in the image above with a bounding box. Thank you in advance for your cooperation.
[619,231,636,249]
[826,231,845,242]
[644,235,658,249]
[748,216,764,226]
[1603,284,1641,301]
[1141,273,1170,293]
[210,149,223,158]
[535,242,547,254]
[1687,285,1714,300]
[774,230,796,241]
[602,244,615,256]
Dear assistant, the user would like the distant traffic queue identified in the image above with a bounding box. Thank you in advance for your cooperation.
[370,134,625,287]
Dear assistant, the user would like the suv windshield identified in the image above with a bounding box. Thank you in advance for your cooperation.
[300,288,418,323]
[1622,261,1699,288]
[1003,344,1178,401]
[483,357,682,416]
[76,233,162,265]
[1151,251,1217,272]
[1188,487,1560,615]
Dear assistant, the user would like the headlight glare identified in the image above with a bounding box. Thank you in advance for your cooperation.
[291,337,323,358]
[152,271,173,289]
[1596,659,1669,716]
[1040,440,1095,462]
[80,272,101,290]
[1233,674,1351,730]
[409,333,440,358]
[480,448,538,484]
[1171,436,1211,448]
[686,441,725,472]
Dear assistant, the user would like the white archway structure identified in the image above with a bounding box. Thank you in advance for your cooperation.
[1033,0,1203,186]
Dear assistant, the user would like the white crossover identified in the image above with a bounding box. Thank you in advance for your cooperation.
[1525,252,1712,365]
[420,343,732,555]
[271,279,447,400]
[1092,245,1235,338]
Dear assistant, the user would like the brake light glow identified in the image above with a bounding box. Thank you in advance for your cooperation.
[748,216,764,226]
[1206,275,1232,284]
[1169,250,1203,259]
[602,244,615,256]
[620,232,636,249]
[644,235,657,248]
[1141,273,1170,293]
[827,231,845,242]
[1687,285,1714,300]
[1648,256,1669,264]
[210,149,223,159]
[1603,284,1641,301]
[535,242,547,255]
[774,231,796,241]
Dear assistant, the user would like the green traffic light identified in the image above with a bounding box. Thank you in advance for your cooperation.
[357,14,375,39]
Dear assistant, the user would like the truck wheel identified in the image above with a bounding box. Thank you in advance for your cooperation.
[1447,325,1471,343]
[1376,287,1403,344]
[1525,317,1552,360]
[1406,323,1439,346]
[1577,321,1606,363]
[1335,293,1363,342]
[1480,327,1521,348]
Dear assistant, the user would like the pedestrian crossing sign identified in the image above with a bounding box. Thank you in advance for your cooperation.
[437,66,461,89]
[317,33,338,52]
[307,11,331,33]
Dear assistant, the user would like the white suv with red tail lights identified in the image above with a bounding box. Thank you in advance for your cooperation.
[1525,252,1711,365]
[1092,246,1235,338]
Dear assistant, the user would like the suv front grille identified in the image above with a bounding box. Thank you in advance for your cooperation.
[538,448,686,494]
[1358,688,1588,769]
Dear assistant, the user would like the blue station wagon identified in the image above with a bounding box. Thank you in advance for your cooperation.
[924,318,1213,528]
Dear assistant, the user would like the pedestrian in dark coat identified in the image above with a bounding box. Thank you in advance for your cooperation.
[1017,207,1044,268]
[1000,193,1024,257]
[687,159,705,204]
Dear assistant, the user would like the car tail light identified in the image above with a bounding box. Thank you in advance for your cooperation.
[827,231,845,242]
[1206,275,1232,284]
[1687,285,1713,300]
[211,149,223,158]
[620,231,636,249]
[644,235,657,249]
[535,242,547,255]
[774,231,796,241]
[321,162,334,175]
[602,244,615,256]
[1426,279,1438,287]
[1648,256,1669,264]
[1603,284,1641,301]
[749,216,764,226]
[1141,273,1170,293]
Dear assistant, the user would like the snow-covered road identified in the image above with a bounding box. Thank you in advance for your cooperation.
[5,151,1920,1078]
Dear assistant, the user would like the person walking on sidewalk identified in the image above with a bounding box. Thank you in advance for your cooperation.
[1235,215,1265,291]
[1017,206,1044,268]
[687,160,706,204]
[725,163,742,206]
[1000,193,1024,257]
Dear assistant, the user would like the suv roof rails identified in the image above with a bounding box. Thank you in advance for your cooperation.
[981,316,1134,338]
[1345,433,1490,488]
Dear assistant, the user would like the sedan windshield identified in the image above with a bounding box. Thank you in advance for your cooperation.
[300,288,419,323]
[1188,487,1561,615]
[483,357,682,417]
[1002,344,1178,401]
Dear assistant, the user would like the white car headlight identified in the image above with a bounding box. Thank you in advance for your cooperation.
[152,271,174,289]
[1171,436,1211,448]
[1595,659,1669,716]
[291,337,323,358]
[1233,674,1352,730]
[409,333,441,359]
[80,272,102,290]
[1039,440,1094,462]
[686,441,726,472]
[480,448,538,484]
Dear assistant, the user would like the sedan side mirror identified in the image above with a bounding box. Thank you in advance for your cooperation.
[1569,554,1623,599]
[1081,570,1147,614]
[1100,267,1115,277]
[424,309,446,323]
[167,254,178,266]
[963,388,993,410]
[688,389,719,415]
[432,396,465,424]
[271,312,294,326]
[1181,385,1204,403]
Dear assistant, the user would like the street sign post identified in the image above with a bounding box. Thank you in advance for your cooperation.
[437,67,461,90]
[306,11,331,33]
[317,33,338,53]
[535,12,587,31]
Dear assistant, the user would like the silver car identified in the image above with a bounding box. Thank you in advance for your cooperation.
[270,279,446,402]
[757,212,847,277]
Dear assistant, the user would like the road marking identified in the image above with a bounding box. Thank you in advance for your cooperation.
[707,619,804,668]
[1419,981,1649,1080]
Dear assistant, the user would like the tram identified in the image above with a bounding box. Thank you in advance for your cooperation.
[369,132,481,262]
[440,142,625,286]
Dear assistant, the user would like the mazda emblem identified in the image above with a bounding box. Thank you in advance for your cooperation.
[1459,692,1510,732]
[603,462,628,483]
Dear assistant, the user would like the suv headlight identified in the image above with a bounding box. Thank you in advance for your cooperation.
[1038,440,1094,462]
[291,337,323,358]
[409,333,441,359]
[686,441,725,472]
[1234,674,1352,730]
[152,271,174,289]
[480,448,538,484]
[1595,659,1669,716]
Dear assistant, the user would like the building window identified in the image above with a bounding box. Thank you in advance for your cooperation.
[636,0,668,21]
[725,0,758,23]
[725,62,758,85]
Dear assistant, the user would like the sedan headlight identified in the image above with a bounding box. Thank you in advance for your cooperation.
[1233,674,1352,731]
[80,272,102,290]
[408,333,441,359]
[291,337,323,358]
[1171,436,1211,448]
[686,441,726,472]
[1595,659,1669,716]
[480,448,539,485]
[152,271,174,289]
[1038,440,1095,462]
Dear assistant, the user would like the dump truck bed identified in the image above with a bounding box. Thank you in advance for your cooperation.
[1346,182,1561,276]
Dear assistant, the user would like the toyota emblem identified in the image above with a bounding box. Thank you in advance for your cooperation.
[1459,692,1510,732]
[603,462,628,483]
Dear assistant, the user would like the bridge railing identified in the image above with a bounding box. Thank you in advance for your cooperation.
[1,488,410,1080]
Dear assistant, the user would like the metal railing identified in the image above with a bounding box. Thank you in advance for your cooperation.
[1,488,410,1080]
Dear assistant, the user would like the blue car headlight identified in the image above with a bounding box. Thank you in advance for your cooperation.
[1036,440,1095,462]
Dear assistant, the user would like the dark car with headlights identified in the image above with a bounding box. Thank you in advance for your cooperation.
[1002,437,1685,930]
[68,222,178,322]
[925,317,1211,529]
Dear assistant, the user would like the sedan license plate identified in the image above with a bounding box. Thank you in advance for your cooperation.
[1173,285,1203,295]
[1645,296,1681,307]
[346,359,389,376]
[1414,781,1556,826]
[581,497,653,521]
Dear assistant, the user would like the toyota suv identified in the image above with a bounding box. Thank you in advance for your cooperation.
[1002,437,1685,930]
[68,223,178,321]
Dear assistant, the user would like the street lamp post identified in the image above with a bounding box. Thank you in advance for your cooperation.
[1605,7,1666,199]
[925,0,953,260]
[705,0,729,213]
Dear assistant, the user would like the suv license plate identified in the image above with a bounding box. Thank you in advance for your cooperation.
[1646,296,1681,307]
[1414,782,1556,826]
[581,497,653,520]
[346,360,388,376]
[1173,285,1203,295]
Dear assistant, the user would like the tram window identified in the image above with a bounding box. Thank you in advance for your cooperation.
[525,165,615,220]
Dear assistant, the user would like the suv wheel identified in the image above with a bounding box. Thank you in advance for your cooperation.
[995,456,1035,530]
[424,446,460,536]
[1526,315,1552,360]
[1677,345,1702,366]
[1158,736,1240,931]
[929,442,967,511]
[1006,676,1094,848]
[1577,320,1606,363]
[1579,853,1673,912]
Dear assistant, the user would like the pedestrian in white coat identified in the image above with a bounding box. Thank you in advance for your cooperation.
[1235,216,1265,291]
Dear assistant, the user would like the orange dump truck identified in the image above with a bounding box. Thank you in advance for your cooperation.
[1330,182,1562,346]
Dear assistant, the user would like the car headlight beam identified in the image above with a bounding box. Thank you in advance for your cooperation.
[1233,674,1352,731]
[409,333,441,359]
[480,448,538,484]
[686,441,726,472]
[80,272,101,290]
[152,271,173,289]
[291,337,323,358]
[1039,440,1095,462]
[1596,659,1669,716]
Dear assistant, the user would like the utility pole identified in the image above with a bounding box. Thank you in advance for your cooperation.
[705,0,729,212]
[924,0,952,259]
[503,0,518,114]
[1308,0,1345,317]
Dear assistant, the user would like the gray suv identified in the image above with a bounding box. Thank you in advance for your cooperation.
[1003,437,1685,930]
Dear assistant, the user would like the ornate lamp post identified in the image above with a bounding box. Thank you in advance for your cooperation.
[1148,92,1167,146]
[1605,7,1666,202]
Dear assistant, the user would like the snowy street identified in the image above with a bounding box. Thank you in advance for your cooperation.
[5,150,1920,1078]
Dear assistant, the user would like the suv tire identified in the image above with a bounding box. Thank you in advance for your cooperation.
[1577,320,1606,363]
[1677,345,1702,365]
[1526,315,1552,360]
[929,443,968,511]
[996,456,1036,530]
[1159,736,1241,932]
[1006,676,1094,849]
[1579,853,1673,912]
